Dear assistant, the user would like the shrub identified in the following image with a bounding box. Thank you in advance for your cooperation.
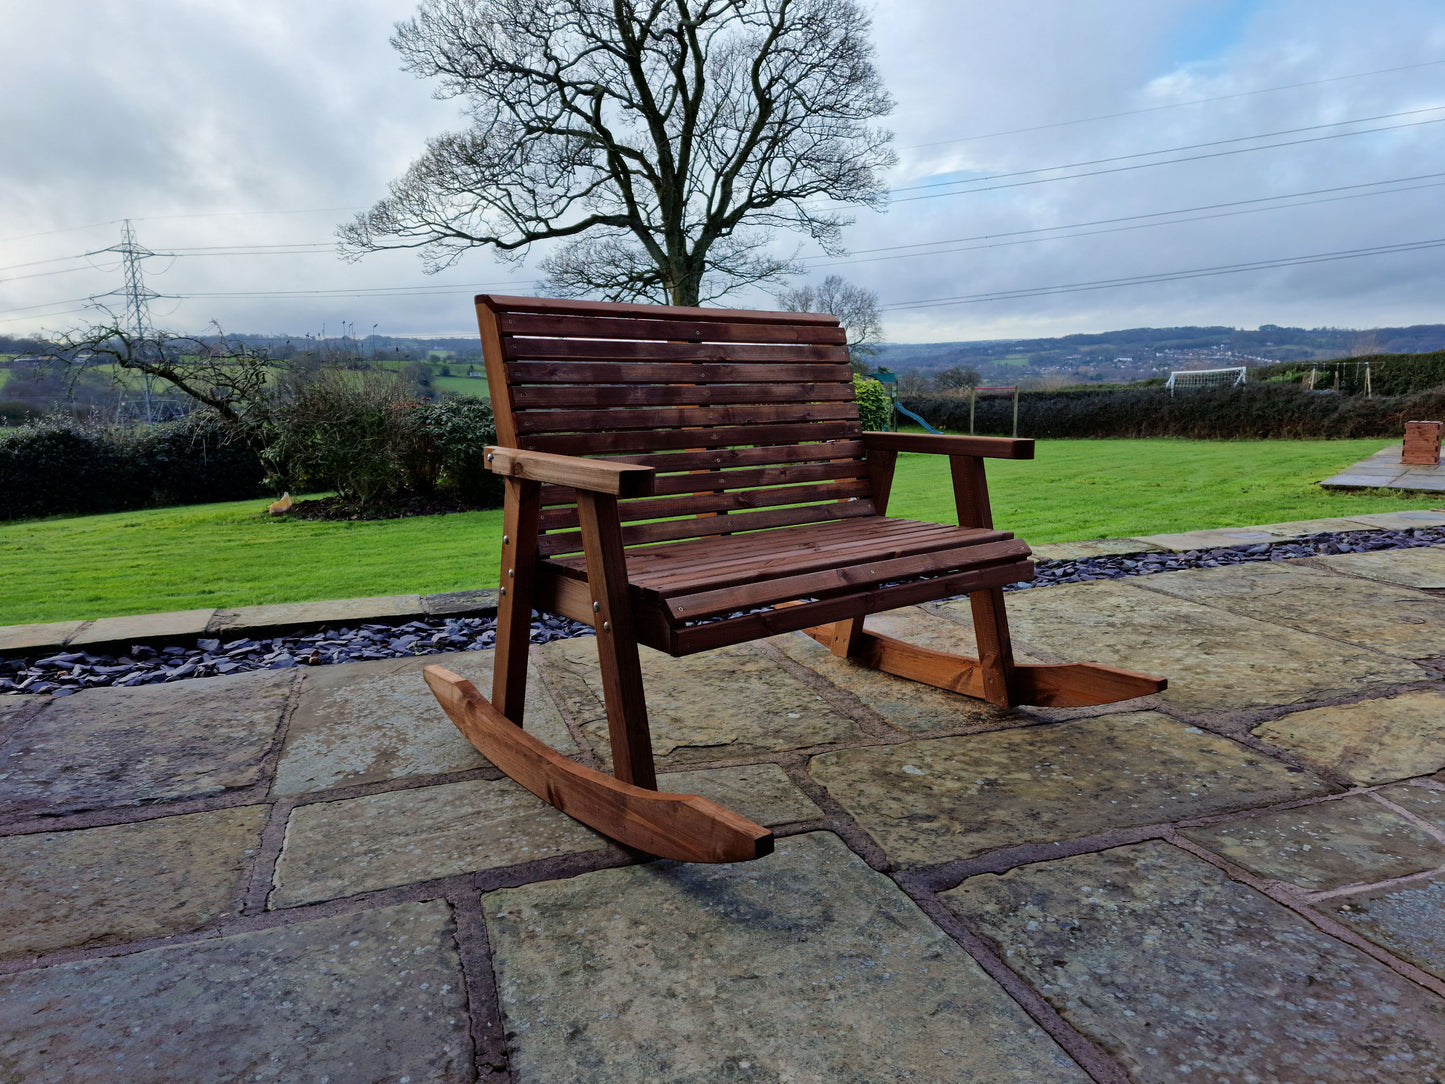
[266,370,413,506]
[853,374,891,432]
[264,375,504,510]
[408,396,501,505]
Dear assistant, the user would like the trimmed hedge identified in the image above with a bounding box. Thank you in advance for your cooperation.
[901,384,1445,440]
[0,413,265,521]
[1254,351,1445,397]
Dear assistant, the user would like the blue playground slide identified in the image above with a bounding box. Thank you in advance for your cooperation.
[893,401,943,434]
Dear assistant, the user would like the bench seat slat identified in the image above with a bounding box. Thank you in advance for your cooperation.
[545,519,1014,595]
[668,561,1035,656]
[663,537,1033,621]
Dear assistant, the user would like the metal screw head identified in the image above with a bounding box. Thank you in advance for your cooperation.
[592,601,601,613]
[602,621,611,632]
[486,452,494,462]
[508,569,514,579]
[502,534,509,545]
[499,586,506,596]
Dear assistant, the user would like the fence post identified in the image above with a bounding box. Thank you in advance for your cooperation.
[1012,386,1020,437]
[969,387,976,435]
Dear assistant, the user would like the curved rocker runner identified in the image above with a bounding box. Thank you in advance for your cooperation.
[426,295,1167,864]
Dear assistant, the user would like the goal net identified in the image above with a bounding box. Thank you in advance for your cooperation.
[1165,366,1246,395]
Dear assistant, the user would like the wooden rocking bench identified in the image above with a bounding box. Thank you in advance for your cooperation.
[424,295,1166,864]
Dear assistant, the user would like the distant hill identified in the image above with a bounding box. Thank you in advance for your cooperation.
[871,324,1445,386]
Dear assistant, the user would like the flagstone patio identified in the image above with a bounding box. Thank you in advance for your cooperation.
[3,524,1445,1082]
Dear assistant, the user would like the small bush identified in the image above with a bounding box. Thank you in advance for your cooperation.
[853,374,891,432]
[266,370,413,506]
[264,374,503,510]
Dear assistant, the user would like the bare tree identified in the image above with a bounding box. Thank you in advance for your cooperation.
[57,317,283,470]
[339,0,895,306]
[776,273,882,369]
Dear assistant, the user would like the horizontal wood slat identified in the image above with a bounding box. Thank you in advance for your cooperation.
[505,347,849,368]
[665,537,1033,621]
[545,519,1014,594]
[668,560,1035,656]
[481,293,840,326]
[537,500,876,557]
[497,311,847,346]
[510,381,856,409]
[535,459,869,508]
[512,401,858,435]
[603,442,867,473]
[520,420,862,456]
[538,478,872,532]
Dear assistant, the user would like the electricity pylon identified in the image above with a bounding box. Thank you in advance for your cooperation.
[96,220,166,421]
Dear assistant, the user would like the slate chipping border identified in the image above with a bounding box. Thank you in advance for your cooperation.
[5,526,1442,698]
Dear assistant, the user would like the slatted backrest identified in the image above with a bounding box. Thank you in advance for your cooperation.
[477,294,875,557]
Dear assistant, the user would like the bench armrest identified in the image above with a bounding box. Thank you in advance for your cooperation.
[486,447,655,497]
[862,432,1035,460]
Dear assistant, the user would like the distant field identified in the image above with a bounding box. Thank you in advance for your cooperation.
[0,438,1434,625]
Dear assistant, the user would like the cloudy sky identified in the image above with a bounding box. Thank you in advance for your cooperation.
[3,0,1444,343]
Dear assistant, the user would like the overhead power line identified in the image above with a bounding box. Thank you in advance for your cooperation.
[809,173,1445,268]
[891,107,1445,202]
[902,57,1445,149]
[885,236,1445,311]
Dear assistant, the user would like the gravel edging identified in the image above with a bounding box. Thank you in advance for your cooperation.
[4,526,1442,698]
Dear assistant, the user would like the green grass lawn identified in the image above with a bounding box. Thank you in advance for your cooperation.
[0,438,1436,625]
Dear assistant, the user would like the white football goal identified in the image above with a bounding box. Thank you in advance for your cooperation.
[1164,366,1246,396]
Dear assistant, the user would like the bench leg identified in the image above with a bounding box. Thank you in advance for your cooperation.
[492,477,541,724]
[576,491,658,790]
[968,586,1019,706]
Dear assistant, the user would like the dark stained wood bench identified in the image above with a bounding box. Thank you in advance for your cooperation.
[424,295,1166,863]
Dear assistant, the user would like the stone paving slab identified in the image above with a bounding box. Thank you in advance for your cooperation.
[1342,509,1445,529]
[274,764,822,908]
[1252,691,1445,785]
[657,762,822,826]
[539,637,868,768]
[0,619,86,654]
[483,832,1089,1084]
[1377,780,1445,828]
[0,806,269,958]
[0,670,292,819]
[1313,545,1445,589]
[944,841,1445,1083]
[273,650,574,796]
[420,587,500,614]
[771,607,1036,734]
[68,608,216,647]
[273,778,608,906]
[1180,794,1445,891]
[809,712,1330,867]
[1134,560,1445,659]
[207,593,423,632]
[1029,537,1163,560]
[0,901,473,1083]
[939,578,1427,718]
[1332,875,1445,982]
[1134,525,1296,551]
